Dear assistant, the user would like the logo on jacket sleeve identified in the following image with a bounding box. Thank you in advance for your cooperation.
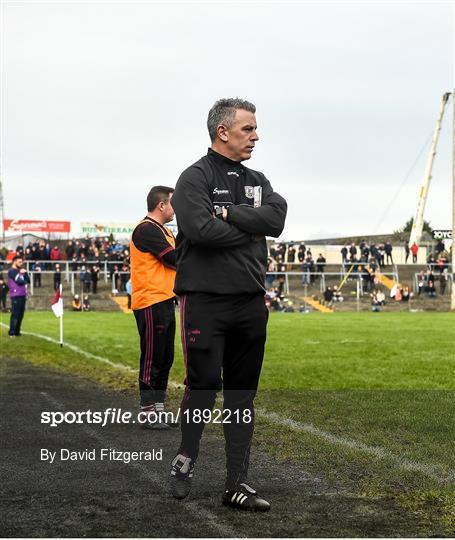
[244,186,254,198]
[213,188,230,195]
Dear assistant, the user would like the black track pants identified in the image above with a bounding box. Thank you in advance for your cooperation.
[9,296,26,336]
[134,298,176,406]
[178,292,268,490]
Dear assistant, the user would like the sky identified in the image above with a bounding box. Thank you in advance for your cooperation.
[1,0,454,241]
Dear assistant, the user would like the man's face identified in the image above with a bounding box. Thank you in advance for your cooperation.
[160,193,175,224]
[14,258,23,269]
[221,109,259,162]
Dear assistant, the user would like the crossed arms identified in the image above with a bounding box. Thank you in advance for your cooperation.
[172,169,287,248]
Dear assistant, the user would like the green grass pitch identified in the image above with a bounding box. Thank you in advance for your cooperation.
[1,310,455,534]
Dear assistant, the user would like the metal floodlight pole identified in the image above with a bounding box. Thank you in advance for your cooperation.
[409,92,451,249]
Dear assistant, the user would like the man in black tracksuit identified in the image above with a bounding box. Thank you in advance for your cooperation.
[170,98,287,512]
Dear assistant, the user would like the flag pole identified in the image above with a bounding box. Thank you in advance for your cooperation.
[59,284,63,347]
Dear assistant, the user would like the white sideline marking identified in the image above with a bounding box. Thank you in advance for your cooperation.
[257,409,455,485]
[0,323,183,389]
[40,392,239,538]
[0,322,135,373]
[5,323,453,486]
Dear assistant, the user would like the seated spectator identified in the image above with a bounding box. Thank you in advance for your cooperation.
[283,300,295,312]
[370,291,382,312]
[425,280,436,297]
[323,286,334,306]
[332,285,344,302]
[376,290,386,306]
[265,287,282,311]
[83,295,91,311]
[401,286,410,302]
[72,294,82,311]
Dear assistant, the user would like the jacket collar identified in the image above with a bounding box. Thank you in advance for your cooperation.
[207,148,244,169]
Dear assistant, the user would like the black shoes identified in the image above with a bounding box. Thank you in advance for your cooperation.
[170,455,270,512]
[222,483,271,512]
[170,454,194,499]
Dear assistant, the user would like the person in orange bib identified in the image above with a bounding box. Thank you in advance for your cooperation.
[130,186,177,429]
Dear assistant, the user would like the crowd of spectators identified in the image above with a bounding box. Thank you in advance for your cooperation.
[267,238,452,268]
[4,237,131,295]
[12,237,129,266]
[0,236,452,315]
[268,239,399,268]
[340,240,396,267]
[264,287,307,313]
[72,294,91,311]
[322,285,344,307]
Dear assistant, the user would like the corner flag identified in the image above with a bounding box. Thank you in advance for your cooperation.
[51,284,64,347]
[51,285,63,317]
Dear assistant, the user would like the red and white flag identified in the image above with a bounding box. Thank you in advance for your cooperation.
[51,285,64,318]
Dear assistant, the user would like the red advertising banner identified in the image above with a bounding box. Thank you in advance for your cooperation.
[3,219,71,233]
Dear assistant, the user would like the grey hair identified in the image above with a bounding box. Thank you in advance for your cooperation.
[207,98,256,142]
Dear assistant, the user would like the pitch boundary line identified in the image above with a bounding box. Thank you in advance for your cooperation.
[0,323,183,386]
[0,323,135,372]
[3,323,454,485]
[257,409,455,485]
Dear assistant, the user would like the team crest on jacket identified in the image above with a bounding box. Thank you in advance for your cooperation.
[244,186,254,199]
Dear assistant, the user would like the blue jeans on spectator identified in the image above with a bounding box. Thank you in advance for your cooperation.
[9,296,26,336]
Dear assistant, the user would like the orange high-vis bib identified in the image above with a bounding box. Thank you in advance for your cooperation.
[130,220,176,310]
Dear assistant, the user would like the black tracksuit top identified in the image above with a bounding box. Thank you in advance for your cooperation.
[172,148,287,295]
